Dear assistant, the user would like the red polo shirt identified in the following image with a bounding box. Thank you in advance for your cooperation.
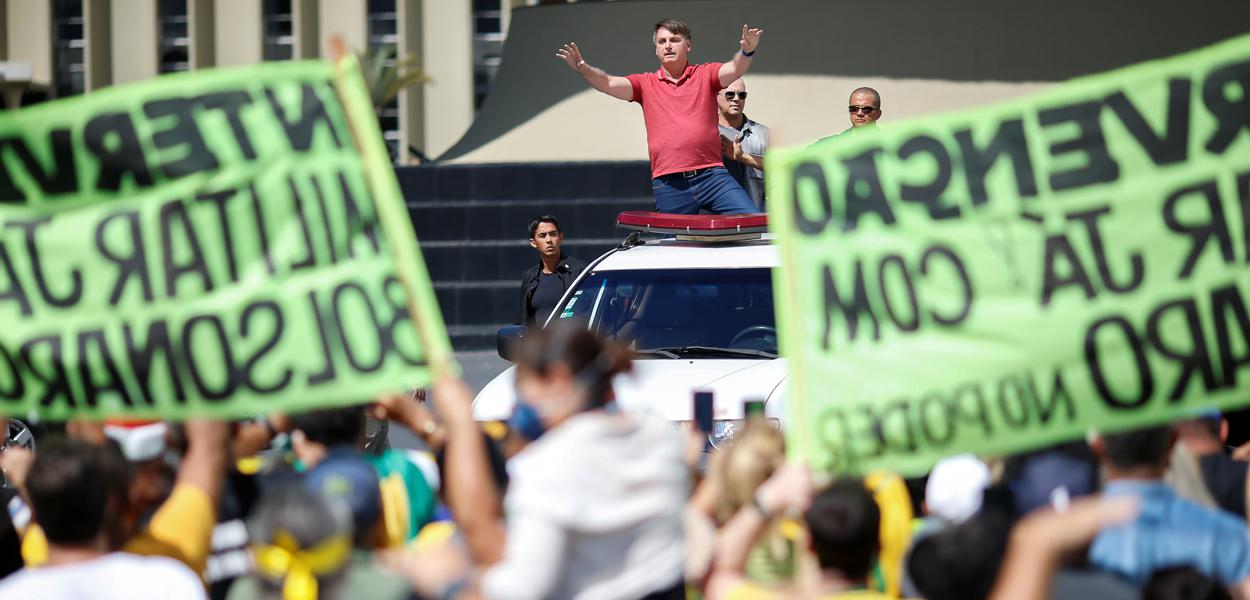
[626,62,726,178]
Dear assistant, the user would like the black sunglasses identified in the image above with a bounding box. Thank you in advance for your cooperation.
[849,105,878,114]
[724,91,748,100]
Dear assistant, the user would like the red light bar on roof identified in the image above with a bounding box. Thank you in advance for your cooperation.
[616,211,768,236]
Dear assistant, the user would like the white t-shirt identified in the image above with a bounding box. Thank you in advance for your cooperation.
[481,412,687,600]
[0,552,207,599]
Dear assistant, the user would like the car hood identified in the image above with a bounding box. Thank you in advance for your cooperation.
[472,358,788,422]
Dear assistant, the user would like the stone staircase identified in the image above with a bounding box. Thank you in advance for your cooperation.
[397,162,653,351]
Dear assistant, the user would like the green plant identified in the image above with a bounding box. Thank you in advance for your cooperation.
[358,45,429,111]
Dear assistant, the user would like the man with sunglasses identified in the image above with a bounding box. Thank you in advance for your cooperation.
[816,87,883,144]
[555,19,764,215]
[717,79,769,210]
[848,87,883,128]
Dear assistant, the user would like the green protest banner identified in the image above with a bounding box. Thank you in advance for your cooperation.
[768,33,1250,476]
[0,59,453,421]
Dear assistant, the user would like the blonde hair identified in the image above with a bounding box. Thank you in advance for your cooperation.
[714,422,785,523]
[712,422,795,581]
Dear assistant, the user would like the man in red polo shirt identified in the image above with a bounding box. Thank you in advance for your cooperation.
[556,19,763,215]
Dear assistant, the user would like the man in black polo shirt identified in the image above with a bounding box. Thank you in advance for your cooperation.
[519,215,586,327]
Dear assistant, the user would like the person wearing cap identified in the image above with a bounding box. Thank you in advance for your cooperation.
[556,19,764,215]
[227,459,412,600]
[15,420,229,578]
[924,454,991,525]
[289,406,438,548]
[0,438,208,600]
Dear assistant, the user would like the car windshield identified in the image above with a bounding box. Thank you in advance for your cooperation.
[550,268,777,357]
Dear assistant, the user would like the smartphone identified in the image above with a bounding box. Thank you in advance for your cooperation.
[694,391,714,434]
[744,399,766,419]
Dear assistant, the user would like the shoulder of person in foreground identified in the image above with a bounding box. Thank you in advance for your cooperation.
[341,553,416,600]
[125,421,230,575]
[504,413,684,512]
[125,483,217,574]
[705,462,812,600]
[0,553,207,599]
[367,448,439,545]
[990,496,1138,600]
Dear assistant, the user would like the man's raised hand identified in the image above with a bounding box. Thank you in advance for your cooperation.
[560,41,641,101]
[739,25,763,54]
[556,42,587,72]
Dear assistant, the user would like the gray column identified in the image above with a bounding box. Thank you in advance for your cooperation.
[84,0,112,89]
[293,0,318,59]
[189,0,215,69]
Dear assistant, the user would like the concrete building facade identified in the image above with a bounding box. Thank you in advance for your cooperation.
[0,0,513,162]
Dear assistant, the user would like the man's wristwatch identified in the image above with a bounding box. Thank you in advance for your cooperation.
[740,49,756,57]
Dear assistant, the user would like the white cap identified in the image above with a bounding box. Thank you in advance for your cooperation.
[925,454,990,524]
[104,422,169,462]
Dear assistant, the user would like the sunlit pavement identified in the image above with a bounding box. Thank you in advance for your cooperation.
[387,350,510,451]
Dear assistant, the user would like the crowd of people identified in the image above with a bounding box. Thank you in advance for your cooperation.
[2,320,1250,599]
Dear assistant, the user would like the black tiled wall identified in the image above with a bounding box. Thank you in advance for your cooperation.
[399,162,653,350]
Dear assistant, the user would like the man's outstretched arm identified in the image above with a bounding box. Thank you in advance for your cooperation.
[556,42,634,101]
[718,25,763,88]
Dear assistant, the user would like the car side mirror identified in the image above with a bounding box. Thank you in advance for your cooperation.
[497,325,527,361]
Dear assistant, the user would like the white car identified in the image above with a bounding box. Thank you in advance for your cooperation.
[473,212,785,449]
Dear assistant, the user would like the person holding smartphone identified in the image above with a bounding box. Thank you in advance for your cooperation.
[717,78,769,210]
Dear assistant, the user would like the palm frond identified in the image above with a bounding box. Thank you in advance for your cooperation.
[356,46,430,112]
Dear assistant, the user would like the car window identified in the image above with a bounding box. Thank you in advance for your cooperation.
[552,268,776,354]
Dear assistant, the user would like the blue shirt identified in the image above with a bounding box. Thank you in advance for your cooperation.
[1089,480,1250,586]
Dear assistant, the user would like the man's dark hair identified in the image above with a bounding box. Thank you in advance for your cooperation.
[803,478,880,580]
[653,18,692,42]
[1101,424,1173,471]
[1175,416,1221,440]
[906,500,1014,600]
[529,215,561,238]
[515,320,634,410]
[291,405,367,448]
[1143,566,1232,600]
[26,437,130,546]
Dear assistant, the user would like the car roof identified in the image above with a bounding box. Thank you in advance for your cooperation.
[592,236,778,271]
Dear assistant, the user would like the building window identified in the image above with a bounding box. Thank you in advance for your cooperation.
[263,0,295,61]
[158,0,190,74]
[367,0,400,160]
[52,0,86,97]
[472,0,504,110]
